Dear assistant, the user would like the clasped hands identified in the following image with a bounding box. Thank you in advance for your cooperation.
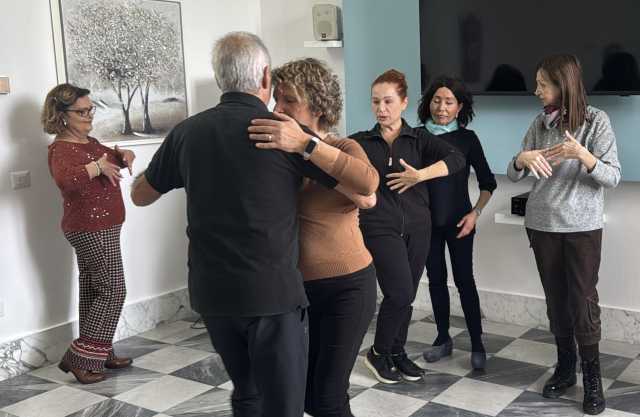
[516,130,589,179]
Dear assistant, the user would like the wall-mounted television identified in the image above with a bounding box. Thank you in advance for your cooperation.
[419,0,640,95]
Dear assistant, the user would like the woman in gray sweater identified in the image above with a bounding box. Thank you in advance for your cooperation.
[507,54,621,416]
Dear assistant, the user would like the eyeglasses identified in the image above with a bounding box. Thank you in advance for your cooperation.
[65,106,96,118]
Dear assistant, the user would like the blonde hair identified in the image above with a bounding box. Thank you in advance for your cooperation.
[272,58,342,131]
[41,83,90,135]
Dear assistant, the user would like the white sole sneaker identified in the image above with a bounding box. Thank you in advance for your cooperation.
[363,355,401,384]
[400,373,423,382]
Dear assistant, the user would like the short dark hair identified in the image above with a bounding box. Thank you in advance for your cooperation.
[417,76,475,127]
[41,83,91,135]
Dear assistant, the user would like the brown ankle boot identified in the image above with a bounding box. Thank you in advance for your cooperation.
[58,360,105,384]
[105,357,133,369]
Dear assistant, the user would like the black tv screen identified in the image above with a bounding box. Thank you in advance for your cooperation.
[419,0,640,95]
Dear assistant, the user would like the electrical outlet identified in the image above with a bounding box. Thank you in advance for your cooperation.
[0,76,9,94]
[10,170,31,190]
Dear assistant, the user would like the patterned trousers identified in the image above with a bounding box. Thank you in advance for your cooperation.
[62,224,126,371]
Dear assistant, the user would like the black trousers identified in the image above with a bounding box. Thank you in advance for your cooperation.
[304,264,377,417]
[203,309,308,417]
[425,225,483,340]
[364,231,430,354]
[305,265,376,417]
[526,228,603,346]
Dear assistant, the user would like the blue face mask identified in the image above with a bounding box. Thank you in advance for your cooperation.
[425,118,459,135]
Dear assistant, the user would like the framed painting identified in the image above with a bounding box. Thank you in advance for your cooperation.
[50,0,188,145]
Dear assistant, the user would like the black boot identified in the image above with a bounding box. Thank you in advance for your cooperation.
[542,347,577,398]
[582,357,606,415]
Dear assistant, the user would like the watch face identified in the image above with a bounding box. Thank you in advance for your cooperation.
[304,137,319,158]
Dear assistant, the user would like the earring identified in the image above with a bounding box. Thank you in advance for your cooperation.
[62,118,68,127]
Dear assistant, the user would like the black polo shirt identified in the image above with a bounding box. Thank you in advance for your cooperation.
[350,120,465,236]
[145,92,338,317]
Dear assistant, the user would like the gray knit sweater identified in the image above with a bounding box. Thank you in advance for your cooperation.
[507,106,621,232]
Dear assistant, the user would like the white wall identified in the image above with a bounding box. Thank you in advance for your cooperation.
[0,0,262,343]
[470,175,640,312]
[260,0,346,136]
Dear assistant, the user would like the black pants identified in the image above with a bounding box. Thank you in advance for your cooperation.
[526,228,603,346]
[304,264,377,417]
[364,231,430,354]
[203,309,308,417]
[426,225,483,341]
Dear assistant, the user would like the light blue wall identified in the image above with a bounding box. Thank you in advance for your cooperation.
[343,0,640,179]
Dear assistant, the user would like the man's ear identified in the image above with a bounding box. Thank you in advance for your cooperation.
[262,65,271,90]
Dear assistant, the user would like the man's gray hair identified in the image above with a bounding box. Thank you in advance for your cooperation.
[212,32,271,94]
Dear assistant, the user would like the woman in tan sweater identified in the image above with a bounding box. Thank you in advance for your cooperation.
[248,58,378,417]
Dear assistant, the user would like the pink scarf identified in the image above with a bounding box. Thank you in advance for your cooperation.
[542,105,565,129]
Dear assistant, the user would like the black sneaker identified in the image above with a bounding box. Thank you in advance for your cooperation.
[392,353,425,381]
[364,347,402,384]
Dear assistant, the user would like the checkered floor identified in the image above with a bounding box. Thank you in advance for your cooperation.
[2,310,640,417]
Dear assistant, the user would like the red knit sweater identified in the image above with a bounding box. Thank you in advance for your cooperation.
[48,138,125,232]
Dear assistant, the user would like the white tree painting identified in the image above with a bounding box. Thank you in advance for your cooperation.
[56,0,187,143]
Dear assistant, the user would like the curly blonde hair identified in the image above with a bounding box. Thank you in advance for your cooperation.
[41,83,90,135]
[272,58,342,131]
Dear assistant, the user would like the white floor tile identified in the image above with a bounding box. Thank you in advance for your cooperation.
[217,380,233,391]
[359,331,376,353]
[349,388,427,417]
[114,375,212,412]
[495,338,558,367]
[481,320,530,338]
[134,345,213,374]
[407,322,440,344]
[432,378,523,416]
[595,409,640,417]
[410,309,430,322]
[29,364,76,385]
[617,360,640,385]
[349,356,380,387]
[138,321,207,344]
[599,340,640,359]
[2,386,107,417]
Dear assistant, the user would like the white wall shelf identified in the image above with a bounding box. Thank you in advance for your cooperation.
[304,40,343,48]
[494,211,525,225]
[495,210,607,226]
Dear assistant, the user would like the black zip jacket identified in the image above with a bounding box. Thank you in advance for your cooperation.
[350,120,466,237]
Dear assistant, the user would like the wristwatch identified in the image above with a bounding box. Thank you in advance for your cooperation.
[474,207,482,217]
[303,136,320,160]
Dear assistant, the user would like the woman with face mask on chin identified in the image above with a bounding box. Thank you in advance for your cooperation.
[42,83,135,384]
[350,69,465,385]
[507,54,621,415]
[417,76,496,371]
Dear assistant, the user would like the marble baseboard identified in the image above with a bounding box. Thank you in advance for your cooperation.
[0,288,195,382]
[412,278,640,345]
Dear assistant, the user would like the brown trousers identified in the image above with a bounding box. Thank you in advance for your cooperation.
[526,228,602,346]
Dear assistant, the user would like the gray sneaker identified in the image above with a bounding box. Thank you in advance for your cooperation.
[423,338,453,363]
[471,351,487,370]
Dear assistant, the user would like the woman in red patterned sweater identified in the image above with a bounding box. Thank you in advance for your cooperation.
[42,83,135,384]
